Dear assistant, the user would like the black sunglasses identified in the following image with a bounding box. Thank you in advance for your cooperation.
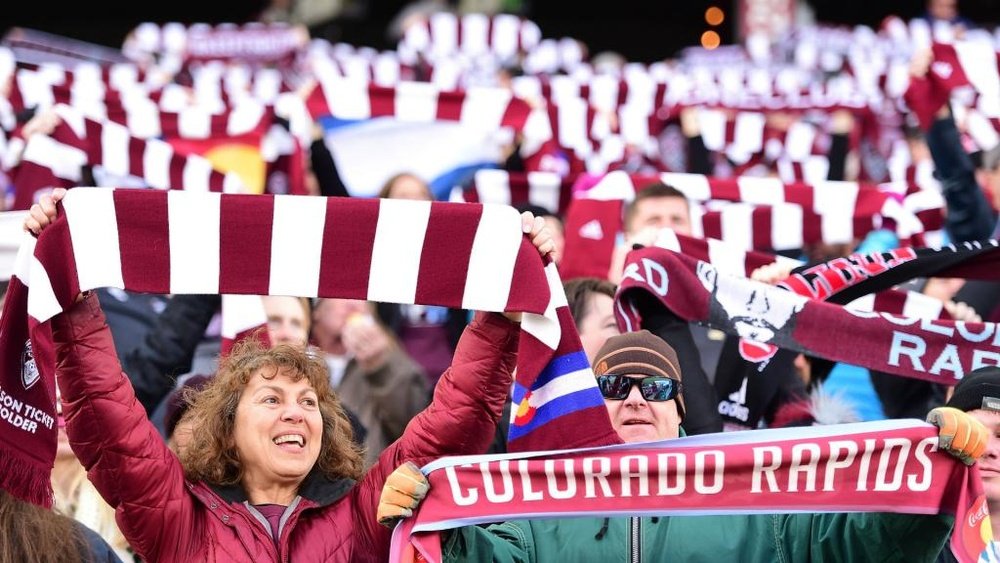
[596,375,681,402]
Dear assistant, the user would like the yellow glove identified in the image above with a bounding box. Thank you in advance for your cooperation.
[377,461,429,528]
[927,406,989,465]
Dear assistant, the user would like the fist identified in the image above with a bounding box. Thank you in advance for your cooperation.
[927,406,988,465]
[377,461,429,527]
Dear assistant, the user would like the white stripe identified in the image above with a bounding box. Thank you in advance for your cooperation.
[846,293,876,313]
[27,257,62,323]
[182,154,213,192]
[585,170,637,202]
[62,187,124,291]
[228,103,264,135]
[771,203,804,250]
[556,99,589,152]
[321,77,371,120]
[168,191,220,293]
[367,199,431,304]
[461,87,510,130]
[473,169,512,205]
[815,181,856,244]
[460,13,489,55]
[492,14,520,59]
[9,230,34,283]
[22,136,86,181]
[902,291,944,319]
[179,108,211,138]
[660,173,711,202]
[520,262,567,350]
[220,294,268,338]
[706,237,749,277]
[526,172,562,213]
[429,11,458,56]
[699,109,726,151]
[269,195,327,297]
[719,204,755,250]
[395,81,439,123]
[652,227,681,252]
[462,203,522,311]
[101,121,131,178]
[524,367,596,408]
[785,122,816,161]
[126,103,161,139]
[737,176,785,206]
[143,140,173,190]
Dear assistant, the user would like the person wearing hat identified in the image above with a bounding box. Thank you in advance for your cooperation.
[933,366,1000,562]
[378,332,990,562]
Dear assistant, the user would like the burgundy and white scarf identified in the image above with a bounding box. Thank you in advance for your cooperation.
[449,169,572,215]
[0,187,619,506]
[615,242,1000,385]
[390,420,987,563]
[7,104,246,210]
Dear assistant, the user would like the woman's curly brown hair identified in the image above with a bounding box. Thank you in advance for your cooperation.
[180,336,364,485]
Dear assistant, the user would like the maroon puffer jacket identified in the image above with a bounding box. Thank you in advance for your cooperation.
[53,295,518,562]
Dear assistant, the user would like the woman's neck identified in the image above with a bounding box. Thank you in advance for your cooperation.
[243,478,299,506]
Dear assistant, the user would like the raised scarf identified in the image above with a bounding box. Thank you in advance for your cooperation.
[0,187,619,506]
[391,420,987,563]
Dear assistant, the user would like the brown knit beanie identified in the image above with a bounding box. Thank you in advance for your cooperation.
[592,330,685,417]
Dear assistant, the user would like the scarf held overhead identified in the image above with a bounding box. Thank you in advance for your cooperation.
[0,187,619,507]
[616,244,1000,385]
[390,420,987,563]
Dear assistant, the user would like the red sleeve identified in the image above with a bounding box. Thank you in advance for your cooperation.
[52,293,201,561]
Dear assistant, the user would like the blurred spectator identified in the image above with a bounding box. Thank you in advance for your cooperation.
[312,297,429,466]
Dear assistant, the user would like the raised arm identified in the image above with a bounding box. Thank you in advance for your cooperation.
[27,190,200,562]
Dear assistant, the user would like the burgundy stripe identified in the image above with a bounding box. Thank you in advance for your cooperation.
[369,85,395,118]
[114,190,171,293]
[753,206,774,250]
[701,210,722,240]
[208,170,226,192]
[505,238,550,313]
[317,198,380,299]
[436,90,464,122]
[168,153,185,190]
[218,195,274,294]
[414,203,481,307]
[128,137,146,179]
[709,178,741,202]
[783,183,813,209]
[84,119,104,164]
[210,113,228,135]
[802,209,823,245]
[160,113,180,136]
[454,17,463,50]
[499,97,531,130]
[485,16,494,48]
[11,162,67,211]
[509,176,529,207]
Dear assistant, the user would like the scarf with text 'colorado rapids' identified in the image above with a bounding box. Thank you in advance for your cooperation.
[616,241,1000,386]
[390,420,986,563]
[0,187,619,507]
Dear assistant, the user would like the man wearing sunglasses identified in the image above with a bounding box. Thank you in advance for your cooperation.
[377,327,990,562]
[593,330,685,443]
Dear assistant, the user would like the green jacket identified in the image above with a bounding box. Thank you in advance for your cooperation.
[443,512,953,563]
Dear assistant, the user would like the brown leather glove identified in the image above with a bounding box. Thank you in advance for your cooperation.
[927,406,989,465]
[377,461,429,528]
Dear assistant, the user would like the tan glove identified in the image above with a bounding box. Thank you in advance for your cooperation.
[377,461,429,527]
[927,406,989,465]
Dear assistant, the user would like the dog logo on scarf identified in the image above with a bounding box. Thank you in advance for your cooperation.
[697,261,807,364]
[21,339,39,390]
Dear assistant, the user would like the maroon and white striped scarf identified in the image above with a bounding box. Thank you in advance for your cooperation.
[450,170,572,215]
[6,104,246,210]
[390,421,987,563]
[0,187,619,506]
[616,242,1000,385]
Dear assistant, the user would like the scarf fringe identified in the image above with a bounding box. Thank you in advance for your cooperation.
[0,454,53,508]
